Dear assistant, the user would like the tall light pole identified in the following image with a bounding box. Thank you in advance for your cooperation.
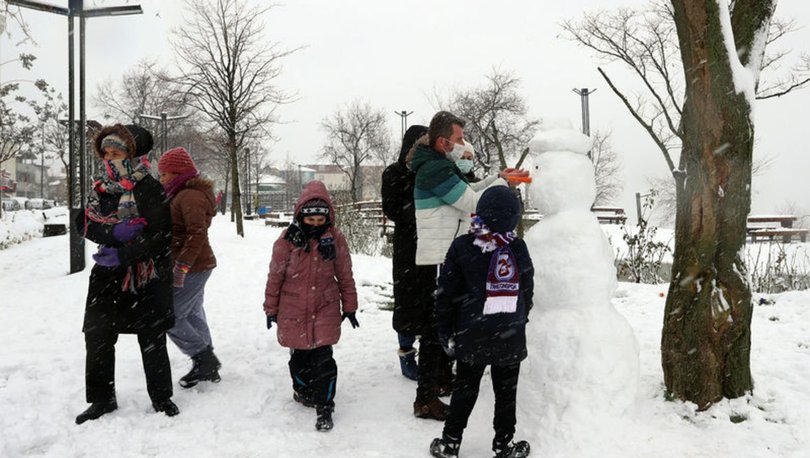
[394,110,413,140]
[243,147,251,215]
[40,123,45,198]
[139,111,188,160]
[572,87,596,161]
[8,0,143,273]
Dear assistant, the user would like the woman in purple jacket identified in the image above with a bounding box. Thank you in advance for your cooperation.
[263,180,359,432]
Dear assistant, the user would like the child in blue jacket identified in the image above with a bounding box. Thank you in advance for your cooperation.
[430,186,534,458]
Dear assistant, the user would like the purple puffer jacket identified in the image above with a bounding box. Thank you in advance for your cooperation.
[263,181,358,349]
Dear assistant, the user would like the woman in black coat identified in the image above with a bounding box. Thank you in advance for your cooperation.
[381,125,439,381]
[74,124,178,424]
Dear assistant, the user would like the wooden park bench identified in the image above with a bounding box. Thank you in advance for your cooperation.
[264,211,293,228]
[42,207,69,237]
[747,215,808,243]
[592,206,627,225]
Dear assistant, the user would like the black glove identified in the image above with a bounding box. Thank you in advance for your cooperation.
[342,312,359,329]
[266,315,277,330]
[318,237,336,261]
[439,334,455,358]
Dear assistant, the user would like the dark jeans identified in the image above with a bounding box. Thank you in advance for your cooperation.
[443,361,521,445]
[415,265,453,403]
[289,345,337,407]
[84,329,173,403]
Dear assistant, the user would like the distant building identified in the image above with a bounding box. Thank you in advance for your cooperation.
[304,164,385,202]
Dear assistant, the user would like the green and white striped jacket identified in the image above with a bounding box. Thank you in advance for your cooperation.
[411,144,506,266]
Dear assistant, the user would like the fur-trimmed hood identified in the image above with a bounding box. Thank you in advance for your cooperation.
[93,124,154,159]
[405,133,430,170]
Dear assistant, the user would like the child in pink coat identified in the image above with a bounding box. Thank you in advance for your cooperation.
[263,180,358,432]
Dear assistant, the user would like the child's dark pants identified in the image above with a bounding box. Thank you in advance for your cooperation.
[443,360,521,445]
[289,345,337,407]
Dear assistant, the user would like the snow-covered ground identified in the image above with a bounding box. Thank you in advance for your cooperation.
[1,216,808,457]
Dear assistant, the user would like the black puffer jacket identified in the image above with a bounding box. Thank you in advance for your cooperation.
[381,125,435,335]
[76,124,174,334]
[436,234,534,366]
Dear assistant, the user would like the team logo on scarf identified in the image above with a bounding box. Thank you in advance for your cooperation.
[469,214,520,315]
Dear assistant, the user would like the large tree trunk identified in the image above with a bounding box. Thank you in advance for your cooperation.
[662,0,773,409]
[228,138,244,237]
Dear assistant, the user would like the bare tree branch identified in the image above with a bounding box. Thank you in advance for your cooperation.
[320,100,391,202]
[169,0,297,236]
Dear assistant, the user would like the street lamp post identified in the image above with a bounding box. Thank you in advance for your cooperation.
[139,111,188,160]
[7,0,143,273]
[572,87,596,161]
[40,124,45,198]
[394,110,413,140]
[635,191,655,225]
[243,147,251,216]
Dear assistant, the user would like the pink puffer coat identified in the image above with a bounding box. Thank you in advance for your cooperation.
[263,181,358,349]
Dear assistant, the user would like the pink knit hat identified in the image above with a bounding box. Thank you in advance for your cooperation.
[158,147,198,175]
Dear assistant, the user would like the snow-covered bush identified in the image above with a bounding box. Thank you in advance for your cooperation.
[0,211,44,250]
[334,205,386,256]
[617,192,671,284]
[746,242,810,293]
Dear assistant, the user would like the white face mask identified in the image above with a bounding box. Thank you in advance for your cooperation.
[445,141,467,162]
[456,159,474,174]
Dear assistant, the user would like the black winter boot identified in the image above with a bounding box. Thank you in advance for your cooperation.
[413,397,450,421]
[179,346,221,388]
[315,405,334,432]
[75,400,118,425]
[293,389,316,408]
[152,399,180,417]
[429,434,461,458]
[398,348,418,381]
[493,439,530,458]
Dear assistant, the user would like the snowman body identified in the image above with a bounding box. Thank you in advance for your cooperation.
[522,124,640,428]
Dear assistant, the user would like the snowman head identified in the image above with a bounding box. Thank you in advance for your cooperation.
[526,122,596,215]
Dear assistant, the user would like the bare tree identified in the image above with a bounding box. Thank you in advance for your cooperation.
[0,52,39,216]
[650,149,776,225]
[170,0,296,237]
[661,0,775,409]
[93,58,199,159]
[562,0,808,190]
[1,4,35,44]
[442,68,538,174]
[591,130,623,205]
[29,83,68,170]
[320,100,391,202]
[94,59,178,122]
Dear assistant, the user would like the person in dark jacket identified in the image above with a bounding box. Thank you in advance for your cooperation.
[263,180,359,432]
[74,124,178,424]
[381,124,440,381]
[158,147,221,389]
[430,186,534,458]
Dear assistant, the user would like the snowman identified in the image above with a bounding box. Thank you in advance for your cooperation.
[519,120,639,443]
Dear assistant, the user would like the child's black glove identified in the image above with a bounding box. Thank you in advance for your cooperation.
[318,237,336,261]
[266,315,277,330]
[439,334,455,358]
[342,312,359,329]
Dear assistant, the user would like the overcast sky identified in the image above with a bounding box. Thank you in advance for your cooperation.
[2,0,809,219]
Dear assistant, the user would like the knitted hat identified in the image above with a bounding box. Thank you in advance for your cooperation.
[93,124,154,158]
[476,186,522,233]
[300,198,330,217]
[100,134,130,155]
[158,147,198,175]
